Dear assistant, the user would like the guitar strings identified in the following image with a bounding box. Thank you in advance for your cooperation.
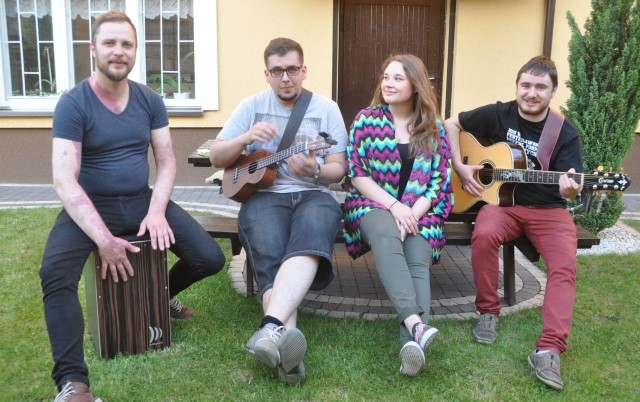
[475,168,627,188]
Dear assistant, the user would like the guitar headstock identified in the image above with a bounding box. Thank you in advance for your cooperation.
[319,131,338,145]
[585,167,631,192]
[307,132,338,151]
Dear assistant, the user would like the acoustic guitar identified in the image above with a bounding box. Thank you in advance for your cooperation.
[452,131,631,213]
[221,132,337,203]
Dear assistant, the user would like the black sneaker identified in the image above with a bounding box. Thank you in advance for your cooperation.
[413,323,439,350]
[528,350,564,390]
[472,313,498,344]
[54,382,102,402]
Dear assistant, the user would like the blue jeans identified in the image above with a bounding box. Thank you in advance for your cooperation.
[40,188,225,389]
[237,190,342,297]
[360,209,433,344]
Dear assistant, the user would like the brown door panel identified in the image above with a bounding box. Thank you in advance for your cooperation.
[338,0,445,127]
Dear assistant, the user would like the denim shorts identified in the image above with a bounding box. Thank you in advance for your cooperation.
[237,190,343,296]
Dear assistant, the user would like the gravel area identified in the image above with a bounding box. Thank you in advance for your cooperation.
[577,221,640,255]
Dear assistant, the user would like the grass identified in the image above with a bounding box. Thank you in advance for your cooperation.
[1,208,639,401]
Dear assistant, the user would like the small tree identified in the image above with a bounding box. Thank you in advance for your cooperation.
[563,0,640,233]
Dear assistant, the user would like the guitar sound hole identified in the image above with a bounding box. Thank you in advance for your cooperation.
[248,162,258,174]
[478,163,493,186]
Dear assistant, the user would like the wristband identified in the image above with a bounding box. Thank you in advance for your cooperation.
[389,200,398,210]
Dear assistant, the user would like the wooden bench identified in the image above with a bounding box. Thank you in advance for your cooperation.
[193,212,600,306]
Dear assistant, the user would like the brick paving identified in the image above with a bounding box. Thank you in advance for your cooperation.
[5,184,635,320]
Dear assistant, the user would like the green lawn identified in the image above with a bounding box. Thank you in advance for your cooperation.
[1,208,638,401]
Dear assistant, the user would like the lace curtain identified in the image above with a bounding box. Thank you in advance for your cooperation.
[6,0,51,18]
[5,0,193,19]
[62,0,193,19]
[145,0,192,19]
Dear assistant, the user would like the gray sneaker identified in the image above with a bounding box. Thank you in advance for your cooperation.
[399,341,425,376]
[278,361,306,384]
[472,313,498,344]
[278,327,307,373]
[245,323,284,368]
[528,350,564,390]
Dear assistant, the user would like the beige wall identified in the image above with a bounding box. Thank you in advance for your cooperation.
[448,0,591,116]
[551,0,592,109]
[180,0,336,128]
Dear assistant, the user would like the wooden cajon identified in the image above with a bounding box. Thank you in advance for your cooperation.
[84,239,171,359]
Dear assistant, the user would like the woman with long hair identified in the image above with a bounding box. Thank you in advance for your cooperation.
[343,54,453,376]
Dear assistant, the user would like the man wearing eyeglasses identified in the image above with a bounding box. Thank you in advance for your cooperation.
[209,37,348,384]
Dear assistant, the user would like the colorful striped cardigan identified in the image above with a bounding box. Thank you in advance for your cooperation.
[342,105,454,263]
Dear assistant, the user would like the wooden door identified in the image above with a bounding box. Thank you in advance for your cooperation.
[338,0,446,126]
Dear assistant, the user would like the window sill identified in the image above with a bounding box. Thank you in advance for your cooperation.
[0,106,203,117]
[0,109,54,117]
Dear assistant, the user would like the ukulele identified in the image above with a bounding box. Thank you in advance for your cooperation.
[221,132,337,203]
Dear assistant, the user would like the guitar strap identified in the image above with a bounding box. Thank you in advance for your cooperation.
[276,88,313,152]
[537,109,564,171]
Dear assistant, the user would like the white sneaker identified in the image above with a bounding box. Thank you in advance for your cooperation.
[399,341,425,376]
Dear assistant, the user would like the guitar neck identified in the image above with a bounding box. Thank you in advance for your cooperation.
[489,168,584,185]
[255,142,311,169]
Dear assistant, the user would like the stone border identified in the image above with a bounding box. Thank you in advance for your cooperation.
[227,248,546,321]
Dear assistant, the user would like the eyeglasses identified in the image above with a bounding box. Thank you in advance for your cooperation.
[267,65,302,78]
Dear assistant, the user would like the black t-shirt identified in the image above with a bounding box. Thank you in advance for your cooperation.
[396,143,415,199]
[458,100,583,207]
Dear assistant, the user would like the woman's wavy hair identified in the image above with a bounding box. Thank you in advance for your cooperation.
[370,54,440,156]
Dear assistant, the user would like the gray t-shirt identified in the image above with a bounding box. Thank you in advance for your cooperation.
[218,89,348,194]
[52,79,168,196]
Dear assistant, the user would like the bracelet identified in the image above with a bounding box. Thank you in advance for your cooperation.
[389,200,398,210]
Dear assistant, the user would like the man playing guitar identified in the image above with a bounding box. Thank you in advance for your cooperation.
[444,55,583,390]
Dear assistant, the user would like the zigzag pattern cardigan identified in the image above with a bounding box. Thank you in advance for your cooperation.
[342,105,454,263]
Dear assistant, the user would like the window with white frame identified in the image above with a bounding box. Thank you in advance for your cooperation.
[0,0,217,112]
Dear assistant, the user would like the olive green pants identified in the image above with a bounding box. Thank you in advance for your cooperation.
[360,209,433,344]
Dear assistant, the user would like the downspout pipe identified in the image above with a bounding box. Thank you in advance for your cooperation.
[544,0,556,56]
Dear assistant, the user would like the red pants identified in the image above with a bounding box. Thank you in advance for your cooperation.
[471,205,577,354]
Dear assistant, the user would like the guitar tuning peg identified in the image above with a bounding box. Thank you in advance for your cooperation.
[620,166,625,172]
[597,165,604,172]
[608,166,614,173]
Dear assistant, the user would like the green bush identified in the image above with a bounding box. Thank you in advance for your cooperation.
[563,0,640,233]
[571,191,626,233]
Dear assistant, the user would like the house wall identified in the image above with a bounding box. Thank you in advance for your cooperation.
[448,0,591,115]
[2,0,638,190]
[0,0,337,186]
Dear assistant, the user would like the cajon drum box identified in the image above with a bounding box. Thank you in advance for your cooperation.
[84,239,170,359]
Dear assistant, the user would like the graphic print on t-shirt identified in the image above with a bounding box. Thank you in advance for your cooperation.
[506,127,539,170]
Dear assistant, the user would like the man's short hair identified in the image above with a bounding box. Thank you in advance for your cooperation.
[91,10,137,45]
[516,55,558,88]
[263,37,304,67]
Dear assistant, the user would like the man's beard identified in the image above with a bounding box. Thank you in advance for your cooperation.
[96,61,132,82]
[277,92,298,103]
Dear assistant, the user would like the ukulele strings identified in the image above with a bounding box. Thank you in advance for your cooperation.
[231,141,320,175]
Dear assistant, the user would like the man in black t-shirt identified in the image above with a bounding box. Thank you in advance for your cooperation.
[444,56,583,390]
